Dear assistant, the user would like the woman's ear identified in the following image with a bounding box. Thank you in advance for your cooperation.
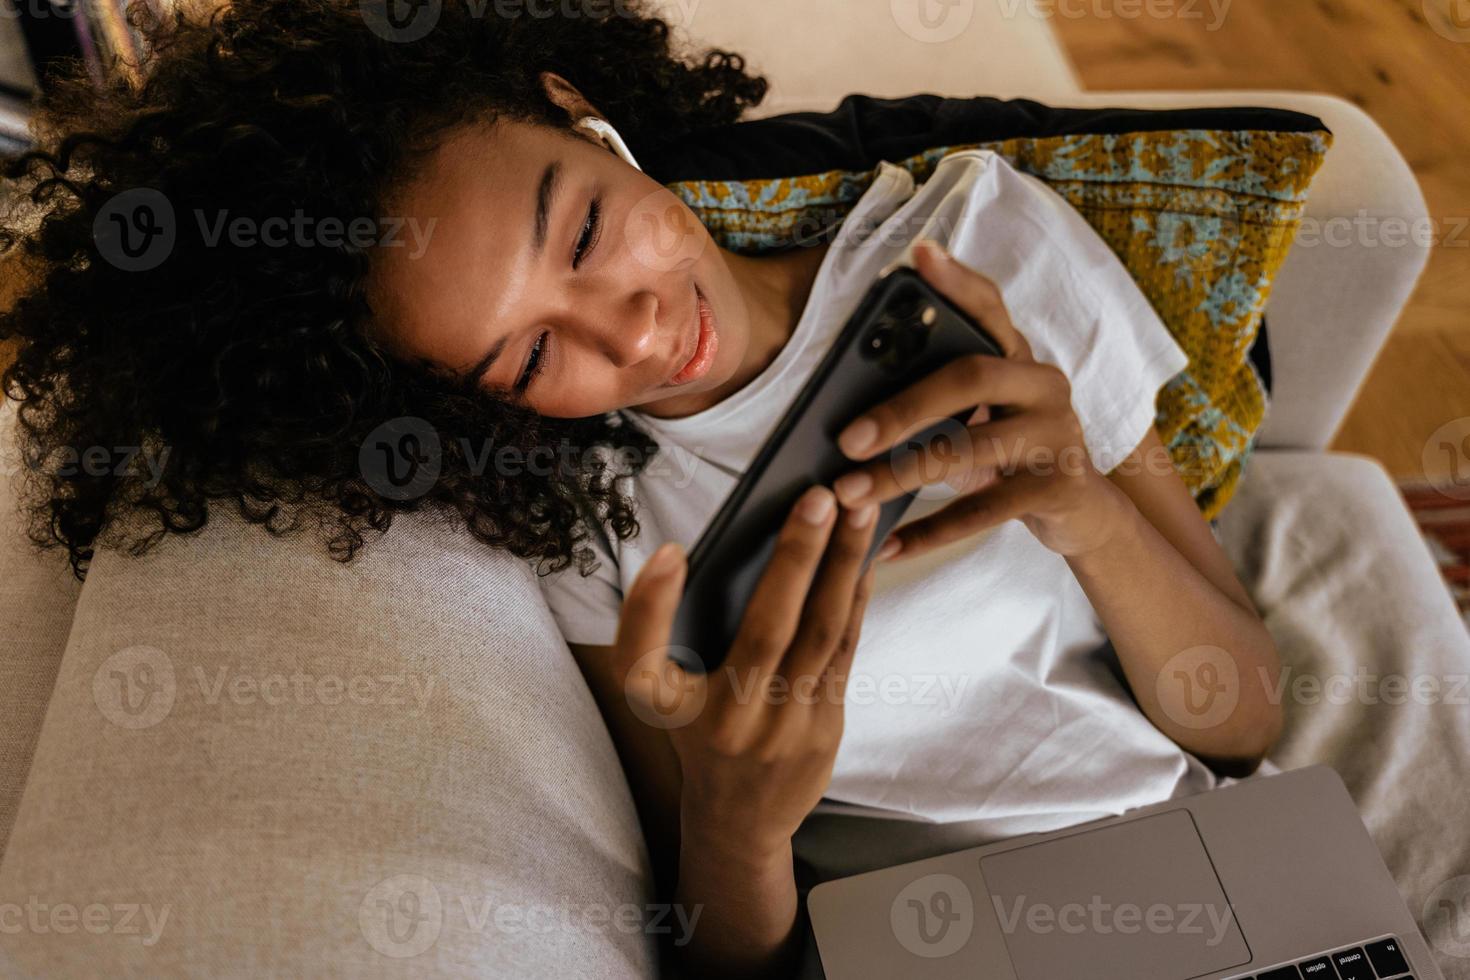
[540,71,603,125]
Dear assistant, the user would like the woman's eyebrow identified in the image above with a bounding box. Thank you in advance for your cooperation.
[461,159,564,383]
[531,159,563,256]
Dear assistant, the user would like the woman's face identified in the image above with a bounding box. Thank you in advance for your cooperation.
[371,118,752,420]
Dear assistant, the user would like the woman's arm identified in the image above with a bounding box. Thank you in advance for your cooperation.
[1067,428,1283,773]
[568,487,879,980]
[570,640,807,976]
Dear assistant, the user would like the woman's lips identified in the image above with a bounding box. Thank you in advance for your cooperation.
[669,284,719,387]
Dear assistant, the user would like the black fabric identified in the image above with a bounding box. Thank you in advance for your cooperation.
[641,93,1329,185]
[641,94,1310,397]
[1251,314,1273,394]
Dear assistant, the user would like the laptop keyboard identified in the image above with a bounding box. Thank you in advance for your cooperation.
[1241,936,1415,980]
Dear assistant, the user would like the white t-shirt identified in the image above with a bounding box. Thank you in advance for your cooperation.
[540,149,1219,830]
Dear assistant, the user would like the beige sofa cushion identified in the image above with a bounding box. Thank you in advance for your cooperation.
[0,504,655,977]
[0,403,81,859]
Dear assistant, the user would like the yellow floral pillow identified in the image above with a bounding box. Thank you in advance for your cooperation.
[665,127,1332,517]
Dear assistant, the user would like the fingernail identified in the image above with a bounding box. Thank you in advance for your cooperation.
[646,542,683,577]
[834,470,873,505]
[798,487,836,525]
[848,504,878,529]
[877,537,903,561]
[839,418,878,457]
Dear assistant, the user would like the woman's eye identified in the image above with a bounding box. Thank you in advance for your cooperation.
[573,197,602,269]
[516,331,550,391]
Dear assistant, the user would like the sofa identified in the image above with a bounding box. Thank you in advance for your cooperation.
[3,2,1468,977]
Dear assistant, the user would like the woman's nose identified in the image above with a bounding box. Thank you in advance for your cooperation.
[586,290,661,369]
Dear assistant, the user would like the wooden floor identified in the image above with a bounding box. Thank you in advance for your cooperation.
[1050,0,1470,486]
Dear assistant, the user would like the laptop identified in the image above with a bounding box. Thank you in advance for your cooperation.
[808,766,1442,980]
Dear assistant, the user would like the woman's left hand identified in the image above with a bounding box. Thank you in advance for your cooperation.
[832,239,1133,561]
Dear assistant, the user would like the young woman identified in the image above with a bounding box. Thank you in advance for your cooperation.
[0,2,1282,976]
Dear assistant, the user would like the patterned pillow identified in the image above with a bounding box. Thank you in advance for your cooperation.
[660,126,1332,518]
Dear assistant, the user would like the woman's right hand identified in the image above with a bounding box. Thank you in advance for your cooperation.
[615,486,880,857]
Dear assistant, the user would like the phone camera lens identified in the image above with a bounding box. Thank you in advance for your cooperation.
[888,289,920,324]
[866,324,895,358]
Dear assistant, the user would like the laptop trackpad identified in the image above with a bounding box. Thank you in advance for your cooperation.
[979,810,1251,980]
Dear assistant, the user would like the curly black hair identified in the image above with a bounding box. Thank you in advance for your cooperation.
[0,0,768,579]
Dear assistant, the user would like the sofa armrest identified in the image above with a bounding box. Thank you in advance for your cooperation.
[1058,91,1431,450]
[661,0,1083,117]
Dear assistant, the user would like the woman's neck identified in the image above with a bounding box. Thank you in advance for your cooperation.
[696,240,831,409]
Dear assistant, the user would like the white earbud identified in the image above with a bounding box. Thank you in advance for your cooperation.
[574,116,643,172]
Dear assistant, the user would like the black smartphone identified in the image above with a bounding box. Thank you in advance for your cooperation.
[667,265,1005,673]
